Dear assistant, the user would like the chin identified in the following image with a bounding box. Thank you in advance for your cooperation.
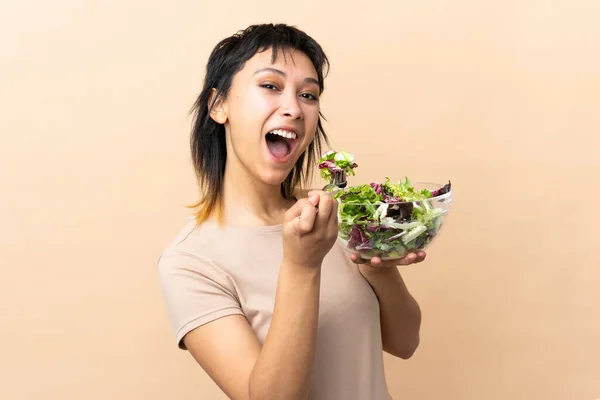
[258,168,293,187]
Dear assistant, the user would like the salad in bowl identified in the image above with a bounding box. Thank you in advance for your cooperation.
[318,150,453,261]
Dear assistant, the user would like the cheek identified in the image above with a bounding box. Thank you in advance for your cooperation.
[304,107,320,136]
[230,97,268,139]
[247,89,278,113]
[300,129,318,153]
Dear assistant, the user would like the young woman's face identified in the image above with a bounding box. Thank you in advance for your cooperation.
[212,47,322,188]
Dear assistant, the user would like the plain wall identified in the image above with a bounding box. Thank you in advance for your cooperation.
[1,1,598,399]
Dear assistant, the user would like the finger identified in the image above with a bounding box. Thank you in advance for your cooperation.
[306,191,326,207]
[350,253,378,266]
[397,252,418,265]
[325,194,339,233]
[315,193,334,228]
[410,251,426,263]
[294,202,318,234]
[350,253,362,264]
[286,197,317,221]
[307,189,321,199]
[369,257,383,267]
[329,193,339,221]
[307,194,320,207]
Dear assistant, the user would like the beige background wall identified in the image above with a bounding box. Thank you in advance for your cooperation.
[1,1,598,399]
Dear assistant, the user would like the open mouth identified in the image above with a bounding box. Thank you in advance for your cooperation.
[265,129,298,160]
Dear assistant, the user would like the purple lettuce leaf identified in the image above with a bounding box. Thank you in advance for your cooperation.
[370,182,382,195]
[348,225,373,250]
[431,180,452,197]
[318,160,344,173]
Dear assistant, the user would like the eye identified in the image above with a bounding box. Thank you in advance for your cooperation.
[260,83,279,91]
[300,92,319,101]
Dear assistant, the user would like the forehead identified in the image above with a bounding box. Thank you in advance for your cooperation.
[240,47,318,79]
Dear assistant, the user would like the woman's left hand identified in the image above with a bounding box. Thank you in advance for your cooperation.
[349,250,426,272]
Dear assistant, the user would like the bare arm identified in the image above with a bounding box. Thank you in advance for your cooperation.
[249,262,321,398]
[358,265,422,359]
[183,262,321,400]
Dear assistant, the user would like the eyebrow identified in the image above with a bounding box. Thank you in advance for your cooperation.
[253,67,320,87]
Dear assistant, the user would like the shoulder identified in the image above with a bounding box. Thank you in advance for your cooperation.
[156,217,245,348]
[158,217,208,258]
[157,217,227,281]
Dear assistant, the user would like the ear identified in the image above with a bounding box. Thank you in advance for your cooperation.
[208,88,228,124]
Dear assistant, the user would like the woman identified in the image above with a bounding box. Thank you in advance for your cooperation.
[158,23,424,400]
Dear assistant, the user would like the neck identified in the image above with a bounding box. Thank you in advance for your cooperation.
[219,162,295,227]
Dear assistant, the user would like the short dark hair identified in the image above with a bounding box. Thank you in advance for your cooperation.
[188,23,331,224]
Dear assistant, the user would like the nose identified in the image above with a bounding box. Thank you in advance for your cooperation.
[280,93,303,120]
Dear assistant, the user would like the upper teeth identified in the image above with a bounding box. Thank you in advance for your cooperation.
[269,129,297,139]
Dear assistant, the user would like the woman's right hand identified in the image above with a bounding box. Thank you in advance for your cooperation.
[282,190,339,269]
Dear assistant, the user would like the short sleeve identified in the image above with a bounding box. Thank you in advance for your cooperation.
[157,252,245,349]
